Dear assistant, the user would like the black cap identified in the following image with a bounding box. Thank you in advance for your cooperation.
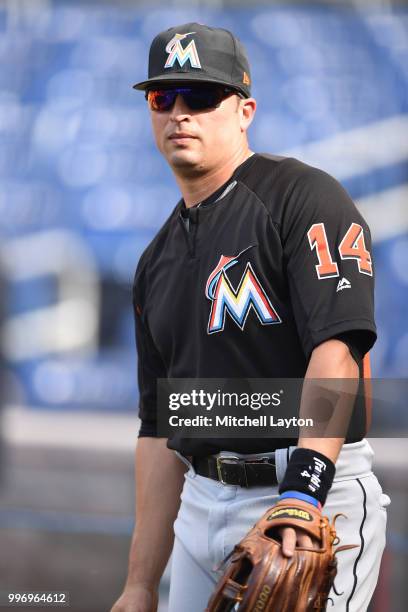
[133,22,251,98]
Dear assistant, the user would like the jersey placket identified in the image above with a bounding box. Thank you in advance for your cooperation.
[178,206,200,258]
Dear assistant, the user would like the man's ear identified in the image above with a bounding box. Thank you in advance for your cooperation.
[239,97,256,132]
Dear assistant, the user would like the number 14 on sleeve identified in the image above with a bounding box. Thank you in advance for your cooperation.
[307,222,373,280]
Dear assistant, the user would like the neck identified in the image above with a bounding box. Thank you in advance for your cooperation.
[173,146,254,208]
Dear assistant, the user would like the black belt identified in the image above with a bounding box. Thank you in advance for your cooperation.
[193,455,278,487]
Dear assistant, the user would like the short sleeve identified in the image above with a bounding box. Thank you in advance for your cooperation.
[280,164,377,360]
[133,257,167,438]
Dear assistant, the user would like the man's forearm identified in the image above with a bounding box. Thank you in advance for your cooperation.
[125,437,187,589]
[298,339,359,463]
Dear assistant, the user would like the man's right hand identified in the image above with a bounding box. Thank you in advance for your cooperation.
[110,584,159,612]
[111,439,186,612]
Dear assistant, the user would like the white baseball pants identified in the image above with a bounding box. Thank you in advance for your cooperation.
[168,439,390,612]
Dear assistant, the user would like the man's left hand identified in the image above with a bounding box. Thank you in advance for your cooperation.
[280,524,318,557]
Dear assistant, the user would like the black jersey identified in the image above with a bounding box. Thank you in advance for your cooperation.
[133,154,376,456]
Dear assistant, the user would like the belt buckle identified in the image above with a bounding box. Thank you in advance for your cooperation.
[216,455,241,485]
[258,456,275,466]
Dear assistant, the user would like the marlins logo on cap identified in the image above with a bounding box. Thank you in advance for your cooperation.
[164,32,202,69]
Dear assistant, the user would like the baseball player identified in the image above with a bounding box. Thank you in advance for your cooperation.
[111,23,389,612]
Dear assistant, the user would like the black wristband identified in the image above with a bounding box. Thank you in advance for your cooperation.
[278,448,336,506]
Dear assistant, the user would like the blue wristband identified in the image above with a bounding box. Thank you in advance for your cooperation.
[278,490,321,510]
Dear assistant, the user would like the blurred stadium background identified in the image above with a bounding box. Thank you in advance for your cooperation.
[0,0,407,610]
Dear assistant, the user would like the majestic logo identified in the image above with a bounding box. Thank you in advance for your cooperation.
[164,32,201,69]
[336,277,352,292]
[205,248,281,334]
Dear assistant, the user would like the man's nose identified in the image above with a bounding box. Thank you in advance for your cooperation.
[170,94,191,119]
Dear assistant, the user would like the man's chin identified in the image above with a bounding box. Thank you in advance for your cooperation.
[168,151,203,172]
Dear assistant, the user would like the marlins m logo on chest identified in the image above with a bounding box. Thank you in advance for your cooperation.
[165,32,202,69]
[205,250,281,334]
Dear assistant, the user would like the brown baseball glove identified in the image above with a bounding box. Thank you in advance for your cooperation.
[206,499,356,612]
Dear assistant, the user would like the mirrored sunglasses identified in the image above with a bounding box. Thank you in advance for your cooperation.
[145,85,239,112]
